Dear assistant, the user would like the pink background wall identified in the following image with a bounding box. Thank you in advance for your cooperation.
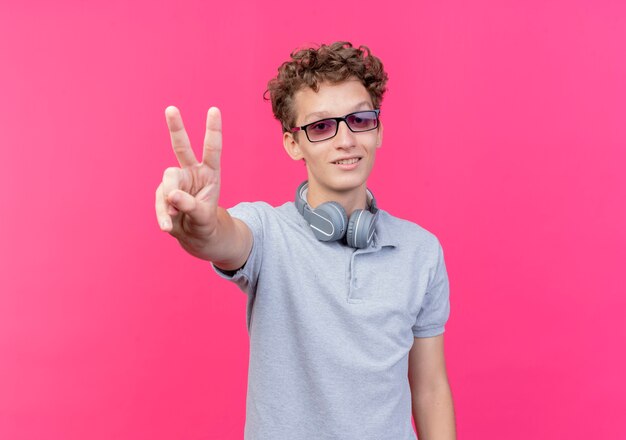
[1,0,625,439]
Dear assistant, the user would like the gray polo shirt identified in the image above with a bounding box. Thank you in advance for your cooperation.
[212,201,450,440]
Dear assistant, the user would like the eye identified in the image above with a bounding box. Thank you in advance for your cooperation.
[348,112,377,130]
[309,120,335,133]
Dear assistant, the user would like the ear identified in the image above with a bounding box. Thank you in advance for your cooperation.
[283,131,304,161]
[375,120,384,149]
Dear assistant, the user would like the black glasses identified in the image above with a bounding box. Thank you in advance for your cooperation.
[291,109,380,142]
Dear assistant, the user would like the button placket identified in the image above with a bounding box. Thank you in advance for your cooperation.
[346,245,379,304]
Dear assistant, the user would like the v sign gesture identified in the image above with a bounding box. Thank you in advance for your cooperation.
[156,106,252,270]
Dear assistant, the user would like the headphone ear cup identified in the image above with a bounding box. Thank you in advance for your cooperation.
[310,201,348,241]
[346,209,375,248]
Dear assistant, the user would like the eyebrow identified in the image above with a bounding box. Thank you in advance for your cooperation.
[303,101,373,123]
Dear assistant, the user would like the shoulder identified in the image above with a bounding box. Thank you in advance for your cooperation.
[378,210,442,254]
[226,200,303,230]
[227,200,298,218]
[226,200,273,214]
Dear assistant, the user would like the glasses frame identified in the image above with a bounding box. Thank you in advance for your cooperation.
[290,109,381,143]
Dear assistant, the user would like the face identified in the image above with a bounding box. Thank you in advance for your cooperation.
[283,79,383,198]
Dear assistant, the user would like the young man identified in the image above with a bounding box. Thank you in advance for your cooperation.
[155,42,456,440]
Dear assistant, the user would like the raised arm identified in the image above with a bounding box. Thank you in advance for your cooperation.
[155,106,252,270]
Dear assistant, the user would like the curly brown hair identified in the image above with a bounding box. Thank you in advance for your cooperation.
[266,41,388,133]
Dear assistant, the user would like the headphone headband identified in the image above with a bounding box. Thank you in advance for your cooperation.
[295,182,378,216]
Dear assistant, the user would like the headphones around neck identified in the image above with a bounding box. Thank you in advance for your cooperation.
[295,181,379,249]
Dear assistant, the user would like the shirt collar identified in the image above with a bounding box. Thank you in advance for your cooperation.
[372,210,399,249]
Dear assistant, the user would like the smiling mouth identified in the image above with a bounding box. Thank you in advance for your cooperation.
[333,158,361,165]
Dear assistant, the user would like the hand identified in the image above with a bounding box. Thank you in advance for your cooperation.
[155,106,222,244]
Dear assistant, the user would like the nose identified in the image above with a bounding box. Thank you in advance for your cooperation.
[333,120,356,149]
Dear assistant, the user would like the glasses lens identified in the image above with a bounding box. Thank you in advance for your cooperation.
[346,111,378,132]
[306,119,337,141]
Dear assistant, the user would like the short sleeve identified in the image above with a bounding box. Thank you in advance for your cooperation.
[412,240,451,338]
[211,202,264,297]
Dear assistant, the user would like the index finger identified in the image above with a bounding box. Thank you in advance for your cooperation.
[165,106,199,168]
[202,107,222,170]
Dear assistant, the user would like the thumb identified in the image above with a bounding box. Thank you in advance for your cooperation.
[167,188,213,224]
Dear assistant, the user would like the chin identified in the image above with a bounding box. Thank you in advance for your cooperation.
[327,175,369,193]
[307,165,372,193]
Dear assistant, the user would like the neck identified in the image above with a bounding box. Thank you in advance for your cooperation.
[305,181,369,217]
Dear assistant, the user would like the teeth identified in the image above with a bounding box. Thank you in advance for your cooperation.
[335,158,359,165]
